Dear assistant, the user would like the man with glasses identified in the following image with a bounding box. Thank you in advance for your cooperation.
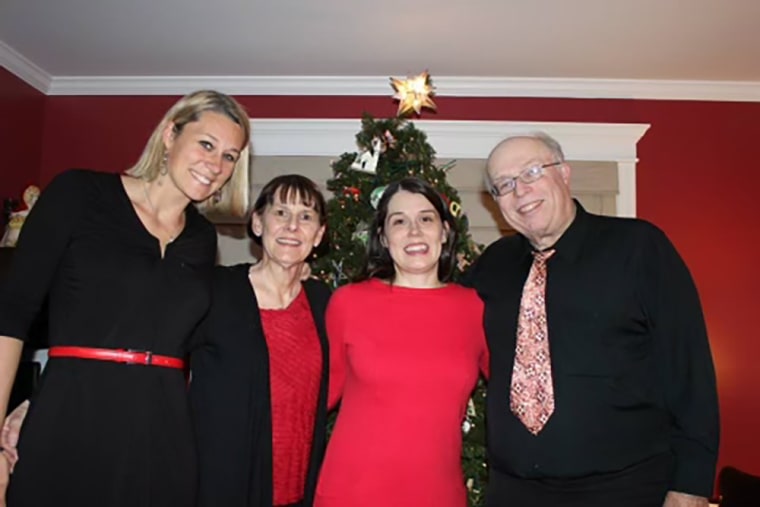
[463,132,718,507]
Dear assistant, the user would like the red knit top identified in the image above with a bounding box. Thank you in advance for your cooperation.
[260,288,322,506]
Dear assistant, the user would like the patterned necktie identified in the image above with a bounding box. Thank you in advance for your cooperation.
[510,249,555,435]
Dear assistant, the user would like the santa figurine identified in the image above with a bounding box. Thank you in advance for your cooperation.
[1,184,41,247]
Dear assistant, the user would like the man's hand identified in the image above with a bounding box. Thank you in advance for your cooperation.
[662,491,709,507]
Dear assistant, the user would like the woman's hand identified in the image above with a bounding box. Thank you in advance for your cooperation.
[1,399,28,472]
[0,447,10,507]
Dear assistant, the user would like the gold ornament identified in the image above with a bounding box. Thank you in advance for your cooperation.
[390,70,437,116]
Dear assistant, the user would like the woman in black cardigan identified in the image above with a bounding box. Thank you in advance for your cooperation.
[189,174,331,507]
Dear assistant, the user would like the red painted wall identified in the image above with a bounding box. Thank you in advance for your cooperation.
[23,91,760,484]
[0,69,45,210]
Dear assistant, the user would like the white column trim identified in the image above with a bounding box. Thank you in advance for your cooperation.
[249,119,649,217]
[616,161,639,218]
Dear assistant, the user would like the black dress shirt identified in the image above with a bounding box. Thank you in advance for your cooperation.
[463,202,719,498]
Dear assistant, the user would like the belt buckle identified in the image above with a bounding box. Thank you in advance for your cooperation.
[125,349,153,365]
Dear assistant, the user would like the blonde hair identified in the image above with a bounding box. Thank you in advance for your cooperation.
[126,90,252,216]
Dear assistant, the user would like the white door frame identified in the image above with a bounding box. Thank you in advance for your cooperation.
[249,119,650,218]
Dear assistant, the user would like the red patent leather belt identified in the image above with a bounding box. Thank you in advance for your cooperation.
[48,346,185,369]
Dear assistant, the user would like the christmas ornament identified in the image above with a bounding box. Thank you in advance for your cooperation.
[449,201,462,218]
[351,221,370,246]
[343,186,361,201]
[350,137,383,174]
[390,70,437,116]
[331,260,348,285]
[370,185,388,209]
[462,398,478,434]
[383,130,397,148]
[467,398,477,417]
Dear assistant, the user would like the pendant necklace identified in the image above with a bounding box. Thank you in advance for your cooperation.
[143,181,178,243]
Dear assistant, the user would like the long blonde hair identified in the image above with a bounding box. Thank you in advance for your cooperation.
[126,90,251,212]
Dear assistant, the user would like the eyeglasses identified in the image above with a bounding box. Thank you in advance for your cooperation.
[489,161,563,197]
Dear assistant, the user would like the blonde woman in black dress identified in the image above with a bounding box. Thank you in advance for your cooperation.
[0,90,250,507]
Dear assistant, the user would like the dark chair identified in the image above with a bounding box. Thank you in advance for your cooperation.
[718,466,760,507]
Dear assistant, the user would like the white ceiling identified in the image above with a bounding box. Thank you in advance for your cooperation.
[1,0,759,100]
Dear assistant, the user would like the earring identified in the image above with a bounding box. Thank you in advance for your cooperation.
[212,189,222,205]
[159,153,168,176]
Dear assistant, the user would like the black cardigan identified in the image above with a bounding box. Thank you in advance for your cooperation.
[189,264,331,507]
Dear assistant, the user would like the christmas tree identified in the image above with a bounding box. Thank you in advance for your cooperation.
[312,73,489,506]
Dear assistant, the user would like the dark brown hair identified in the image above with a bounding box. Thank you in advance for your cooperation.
[362,177,458,283]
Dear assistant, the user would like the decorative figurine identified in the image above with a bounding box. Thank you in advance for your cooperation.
[1,185,41,247]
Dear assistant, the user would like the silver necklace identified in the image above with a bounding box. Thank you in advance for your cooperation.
[143,181,177,242]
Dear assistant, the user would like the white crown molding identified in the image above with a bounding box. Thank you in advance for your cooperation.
[439,76,760,102]
[0,40,52,94]
[40,74,760,102]
[249,119,649,217]
[1,37,758,101]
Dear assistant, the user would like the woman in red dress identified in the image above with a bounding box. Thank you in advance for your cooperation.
[315,178,488,507]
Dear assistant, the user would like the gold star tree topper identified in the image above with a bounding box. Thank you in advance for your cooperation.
[390,70,437,116]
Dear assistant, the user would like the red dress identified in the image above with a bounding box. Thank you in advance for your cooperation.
[315,279,488,507]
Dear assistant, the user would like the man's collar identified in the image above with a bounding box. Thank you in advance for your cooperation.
[517,199,588,263]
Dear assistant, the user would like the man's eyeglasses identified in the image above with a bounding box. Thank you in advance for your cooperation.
[489,161,563,197]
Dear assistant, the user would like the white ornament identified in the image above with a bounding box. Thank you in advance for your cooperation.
[350,137,383,174]
[466,398,477,417]
[462,419,472,434]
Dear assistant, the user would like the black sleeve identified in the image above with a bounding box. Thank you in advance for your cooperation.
[0,170,91,341]
[638,224,719,497]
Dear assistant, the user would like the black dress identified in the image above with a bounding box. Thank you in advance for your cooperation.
[0,170,217,507]
[189,264,331,507]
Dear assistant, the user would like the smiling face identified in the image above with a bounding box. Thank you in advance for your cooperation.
[163,111,245,202]
[487,136,576,250]
[251,190,326,269]
[381,189,448,286]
